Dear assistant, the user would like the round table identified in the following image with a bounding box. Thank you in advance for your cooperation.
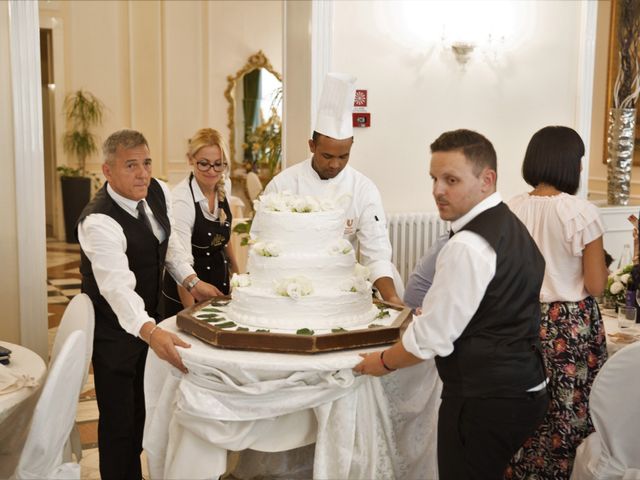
[0,342,47,478]
[143,317,441,480]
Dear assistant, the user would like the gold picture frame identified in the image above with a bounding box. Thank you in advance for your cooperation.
[224,50,282,168]
[603,0,640,165]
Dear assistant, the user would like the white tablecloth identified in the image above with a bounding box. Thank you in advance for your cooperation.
[601,309,640,355]
[0,342,46,478]
[143,317,441,480]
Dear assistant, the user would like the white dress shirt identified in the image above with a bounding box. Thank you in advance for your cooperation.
[171,175,232,266]
[264,159,393,282]
[77,182,195,337]
[402,193,501,360]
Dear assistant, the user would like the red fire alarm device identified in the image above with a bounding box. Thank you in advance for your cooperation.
[352,112,371,127]
[353,89,370,128]
[354,89,368,107]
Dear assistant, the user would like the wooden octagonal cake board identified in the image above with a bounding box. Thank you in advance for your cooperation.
[176,296,412,354]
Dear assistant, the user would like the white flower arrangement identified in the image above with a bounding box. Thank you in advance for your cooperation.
[230,273,251,288]
[328,239,353,255]
[605,264,636,306]
[339,276,372,294]
[274,276,314,299]
[255,191,341,213]
[252,241,280,257]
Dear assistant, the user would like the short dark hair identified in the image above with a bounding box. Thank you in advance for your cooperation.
[430,129,497,176]
[521,126,584,195]
[103,129,149,164]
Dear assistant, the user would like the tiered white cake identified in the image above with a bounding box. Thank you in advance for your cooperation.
[227,192,377,330]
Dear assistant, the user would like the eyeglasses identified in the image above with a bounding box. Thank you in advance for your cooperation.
[195,160,228,173]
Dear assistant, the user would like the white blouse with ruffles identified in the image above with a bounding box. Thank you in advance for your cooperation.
[508,192,605,303]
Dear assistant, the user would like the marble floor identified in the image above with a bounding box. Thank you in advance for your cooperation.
[46,240,149,479]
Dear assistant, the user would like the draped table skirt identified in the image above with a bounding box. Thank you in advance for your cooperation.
[143,317,441,480]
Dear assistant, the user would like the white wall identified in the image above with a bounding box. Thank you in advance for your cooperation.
[330,1,585,213]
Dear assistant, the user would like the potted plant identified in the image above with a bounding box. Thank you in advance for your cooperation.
[58,89,104,242]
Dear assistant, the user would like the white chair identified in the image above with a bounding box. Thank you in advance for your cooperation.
[13,330,87,479]
[50,293,94,462]
[245,171,263,210]
[571,342,640,480]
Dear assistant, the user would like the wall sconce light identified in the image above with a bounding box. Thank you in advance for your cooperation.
[450,42,476,65]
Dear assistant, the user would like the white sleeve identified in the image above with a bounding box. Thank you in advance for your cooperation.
[77,214,154,337]
[162,181,196,284]
[401,232,496,359]
[169,183,195,267]
[355,182,394,282]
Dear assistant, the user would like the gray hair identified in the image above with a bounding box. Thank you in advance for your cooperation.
[103,129,149,164]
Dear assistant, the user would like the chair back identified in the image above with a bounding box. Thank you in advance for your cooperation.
[590,341,640,471]
[245,171,263,208]
[14,330,87,479]
[51,293,94,385]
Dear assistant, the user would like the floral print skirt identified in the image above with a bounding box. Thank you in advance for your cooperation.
[504,297,608,480]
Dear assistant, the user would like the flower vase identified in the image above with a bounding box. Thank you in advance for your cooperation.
[606,108,637,205]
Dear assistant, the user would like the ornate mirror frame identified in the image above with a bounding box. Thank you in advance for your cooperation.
[224,50,283,168]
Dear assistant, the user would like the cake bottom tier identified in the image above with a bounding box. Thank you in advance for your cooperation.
[228,287,377,330]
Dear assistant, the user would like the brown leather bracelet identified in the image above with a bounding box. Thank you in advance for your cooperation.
[380,351,396,372]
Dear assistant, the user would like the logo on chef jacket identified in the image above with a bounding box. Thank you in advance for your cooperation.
[344,218,355,235]
[211,233,226,247]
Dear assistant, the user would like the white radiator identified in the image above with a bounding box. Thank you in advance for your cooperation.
[386,212,449,285]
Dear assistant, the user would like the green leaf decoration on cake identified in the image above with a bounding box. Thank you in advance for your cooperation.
[235,327,249,332]
[376,303,387,310]
[216,321,237,329]
[201,307,224,313]
[255,329,271,333]
[368,323,383,328]
[331,327,347,333]
[375,309,390,319]
[200,315,224,323]
[296,328,315,335]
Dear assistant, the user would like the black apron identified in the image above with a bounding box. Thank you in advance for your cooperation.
[162,174,232,318]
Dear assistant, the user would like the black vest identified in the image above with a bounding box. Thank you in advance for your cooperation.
[435,202,546,398]
[77,179,170,335]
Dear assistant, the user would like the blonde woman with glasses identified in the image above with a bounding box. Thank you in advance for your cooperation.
[161,128,239,318]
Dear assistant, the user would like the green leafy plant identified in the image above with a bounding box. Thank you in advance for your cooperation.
[242,87,282,181]
[58,89,104,178]
[232,219,253,246]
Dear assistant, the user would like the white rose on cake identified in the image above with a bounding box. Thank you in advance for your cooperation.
[253,241,280,257]
[339,276,371,294]
[274,276,313,299]
[292,196,320,213]
[328,239,353,255]
[230,273,251,288]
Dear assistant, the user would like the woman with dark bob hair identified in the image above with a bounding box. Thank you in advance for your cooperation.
[505,126,609,480]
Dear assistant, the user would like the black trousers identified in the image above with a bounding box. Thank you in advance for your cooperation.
[92,329,149,480]
[437,392,549,480]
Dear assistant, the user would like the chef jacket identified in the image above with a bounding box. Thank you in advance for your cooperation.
[263,158,394,283]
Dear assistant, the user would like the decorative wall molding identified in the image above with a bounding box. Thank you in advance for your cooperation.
[8,0,48,358]
[576,1,598,199]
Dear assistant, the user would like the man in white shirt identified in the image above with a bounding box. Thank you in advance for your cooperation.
[77,129,221,480]
[355,129,549,479]
[262,73,402,304]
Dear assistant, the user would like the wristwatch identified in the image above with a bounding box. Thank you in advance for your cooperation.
[185,276,200,292]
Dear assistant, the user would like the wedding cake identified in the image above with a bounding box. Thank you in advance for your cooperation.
[227,192,377,330]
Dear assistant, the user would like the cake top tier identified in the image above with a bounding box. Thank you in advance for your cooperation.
[250,191,351,250]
